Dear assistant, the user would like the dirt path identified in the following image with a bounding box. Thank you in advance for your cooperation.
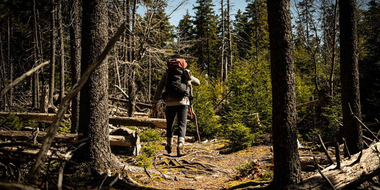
[128,140,274,190]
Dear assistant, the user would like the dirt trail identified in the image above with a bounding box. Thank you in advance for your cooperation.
[128,140,274,190]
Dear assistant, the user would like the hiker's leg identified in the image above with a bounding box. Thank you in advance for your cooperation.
[177,105,188,138]
[165,106,176,138]
[165,106,176,154]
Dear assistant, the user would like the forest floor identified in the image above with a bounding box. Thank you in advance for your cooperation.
[116,139,322,190]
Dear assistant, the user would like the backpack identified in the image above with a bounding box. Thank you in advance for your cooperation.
[165,58,190,98]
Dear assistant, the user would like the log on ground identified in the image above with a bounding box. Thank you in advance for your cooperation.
[299,142,380,189]
[0,130,133,146]
[0,112,166,129]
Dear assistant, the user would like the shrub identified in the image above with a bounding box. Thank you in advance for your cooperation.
[142,144,160,157]
[140,128,163,142]
[236,160,261,178]
[226,123,259,149]
[135,153,153,168]
[0,113,38,130]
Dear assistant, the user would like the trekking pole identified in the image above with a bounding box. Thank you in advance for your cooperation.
[189,84,201,143]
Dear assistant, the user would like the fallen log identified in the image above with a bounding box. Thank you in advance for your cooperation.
[299,142,380,189]
[296,99,319,109]
[109,116,166,129]
[0,112,166,129]
[0,112,69,121]
[0,130,133,146]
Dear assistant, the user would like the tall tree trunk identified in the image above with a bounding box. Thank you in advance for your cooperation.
[0,31,5,110]
[124,0,131,90]
[267,0,301,189]
[58,0,65,103]
[131,0,137,62]
[339,0,362,155]
[6,0,13,110]
[70,0,81,133]
[32,0,40,109]
[226,0,232,81]
[7,0,13,111]
[77,0,115,174]
[221,0,225,83]
[329,0,338,97]
[49,0,56,108]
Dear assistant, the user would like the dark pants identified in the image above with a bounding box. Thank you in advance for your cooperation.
[166,105,188,138]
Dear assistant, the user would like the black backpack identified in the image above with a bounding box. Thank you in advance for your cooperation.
[165,58,190,98]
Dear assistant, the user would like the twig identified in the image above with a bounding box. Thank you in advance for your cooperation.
[349,104,379,141]
[114,85,129,99]
[334,139,340,169]
[58,142,86,190]
[153,155,167,180]
[349,150,363,166]
[144,167,152,179]
[342,137,351,159]
[98,175,108,189]
[109,173,120,187]
[0,61,49,98]
[313,156,336,190]
[32,128,39,145]
[318,134,334,164]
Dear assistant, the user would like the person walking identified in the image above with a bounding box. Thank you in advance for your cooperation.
[152,54,200,156]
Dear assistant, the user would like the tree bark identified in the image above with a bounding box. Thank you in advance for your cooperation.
[221,0,225,83]
[339,0,362,155]
[267,0,302,189]
[7,0,13,111]
[49,0,56,108]
[226,0,232,81]
[32,0,40,109]
[77,0,116,175]
[69,0,81,133]
[58,0,65,103]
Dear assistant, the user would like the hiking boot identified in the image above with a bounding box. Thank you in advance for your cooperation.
[165,137,173,154]
[177,137,185,156]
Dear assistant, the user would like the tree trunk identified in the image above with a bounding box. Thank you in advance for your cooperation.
[339,0,362,155]
[49,0,56,108]
[7,0,13,111]
[329,0,338,97]
[221,0,225,83]
[32,0,40,109]
[267,0,302,189]
[226,0,232,81]
[69,0,81,133]
[77,0,116,174]
[58,0,65,103]
[0,30,5,110]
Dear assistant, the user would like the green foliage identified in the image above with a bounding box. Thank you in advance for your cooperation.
[304,95,342,142]
[59,118,71,133]
[305,128,322,143]
[224,55,272,130]
[141,144,160,157]
[260,168,274,181]
[320,95,342,141]
[135,153,153,168]
[226,123,259,149]
[139,128,163,142]
[236,160,261,177]
[0,114,38,130]
[188,67,221,139]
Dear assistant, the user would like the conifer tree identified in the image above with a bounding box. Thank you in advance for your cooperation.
[193,0,218,78]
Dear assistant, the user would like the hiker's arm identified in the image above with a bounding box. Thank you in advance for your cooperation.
[191,76,200,86]
[152,72,167,104]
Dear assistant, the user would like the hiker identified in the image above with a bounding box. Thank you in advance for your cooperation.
[151,54,200,156]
